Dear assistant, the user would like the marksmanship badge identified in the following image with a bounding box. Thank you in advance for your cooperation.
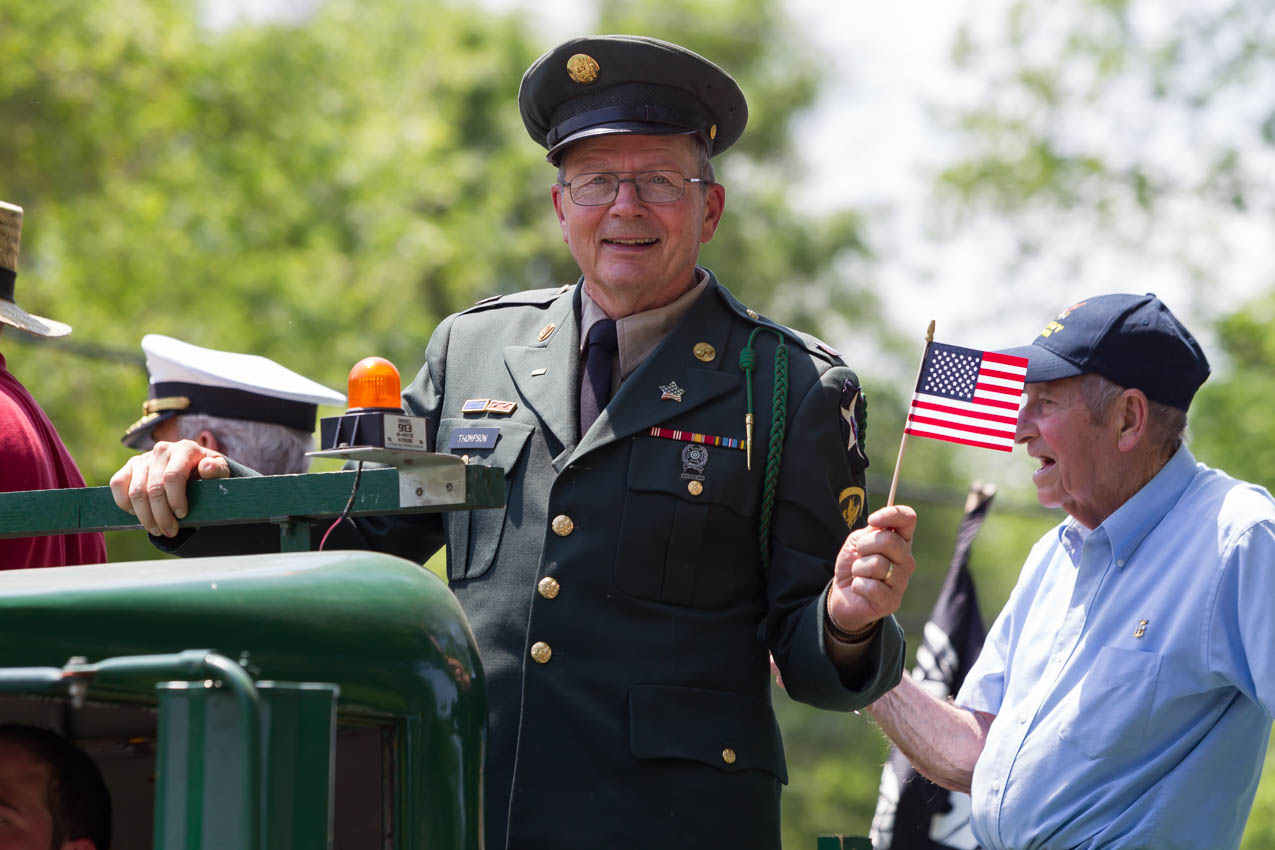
[681,443,709,481]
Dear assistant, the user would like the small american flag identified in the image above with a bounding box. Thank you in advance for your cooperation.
[904,342,1028,452]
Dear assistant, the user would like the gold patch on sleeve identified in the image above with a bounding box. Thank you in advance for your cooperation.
[838,486,866,529]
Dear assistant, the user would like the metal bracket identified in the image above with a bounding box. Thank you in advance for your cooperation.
[306,448,467,509]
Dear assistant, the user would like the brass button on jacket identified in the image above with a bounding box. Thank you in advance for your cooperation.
[551,515,574,536]
[530,641,552,664]
[721,748,737,765]
[537,576,560,599]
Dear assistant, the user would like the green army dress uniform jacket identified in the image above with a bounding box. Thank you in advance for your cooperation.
[391,269,903,849]
[162,269,906,849]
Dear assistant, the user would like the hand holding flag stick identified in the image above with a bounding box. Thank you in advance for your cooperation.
[887,321,1029,506]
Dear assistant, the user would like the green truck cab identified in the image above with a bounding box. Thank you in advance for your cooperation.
[0,462,498,849]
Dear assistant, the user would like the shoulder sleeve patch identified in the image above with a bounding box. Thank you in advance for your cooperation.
[839,379,869,469]
[838,378,870,529]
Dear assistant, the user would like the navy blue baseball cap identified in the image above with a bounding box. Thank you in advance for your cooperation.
[1001,293,1210,411]
[518,35,747,165]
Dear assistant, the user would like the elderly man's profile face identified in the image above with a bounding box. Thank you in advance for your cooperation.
[1015,376,1126,529]
[551,134,725,316]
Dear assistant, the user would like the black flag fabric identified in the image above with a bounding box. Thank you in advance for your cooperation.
[869,482,995,850]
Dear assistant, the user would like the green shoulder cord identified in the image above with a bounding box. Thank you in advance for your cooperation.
[739,326,789,571]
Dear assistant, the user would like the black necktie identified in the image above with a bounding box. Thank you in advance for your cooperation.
[579,318,618,434]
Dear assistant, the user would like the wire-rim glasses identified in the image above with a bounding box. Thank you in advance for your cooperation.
[559,170,709,206]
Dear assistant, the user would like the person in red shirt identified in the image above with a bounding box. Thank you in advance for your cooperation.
[0,201,106,568]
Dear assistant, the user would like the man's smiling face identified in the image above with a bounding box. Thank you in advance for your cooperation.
[551,134,725,317]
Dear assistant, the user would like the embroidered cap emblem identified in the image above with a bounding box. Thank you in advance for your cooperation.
[566,53,600,84]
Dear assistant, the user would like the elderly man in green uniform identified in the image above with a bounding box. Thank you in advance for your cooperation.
[111,35,916,848]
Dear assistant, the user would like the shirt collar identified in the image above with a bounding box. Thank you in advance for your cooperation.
[1097,444,1199,568]
[1057,516,1087,553]
[579,269,709,380]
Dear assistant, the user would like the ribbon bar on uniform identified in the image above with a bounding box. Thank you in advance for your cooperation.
[648,426,744,450]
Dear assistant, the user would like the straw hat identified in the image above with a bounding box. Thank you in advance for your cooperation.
[0,201,71,337]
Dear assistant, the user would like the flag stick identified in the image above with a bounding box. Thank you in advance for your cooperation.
[887,319,936,506]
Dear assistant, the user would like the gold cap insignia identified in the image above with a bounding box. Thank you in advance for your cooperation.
[710,124,718,140]
[142,395,192,416]
[566,53,600,84]
[122,412,162,435]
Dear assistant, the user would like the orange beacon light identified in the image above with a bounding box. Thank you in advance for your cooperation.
[319,357,430,452]
[346,356,403,412]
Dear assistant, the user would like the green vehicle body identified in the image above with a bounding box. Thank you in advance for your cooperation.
[0,464,872,848]
[0,465,496,849]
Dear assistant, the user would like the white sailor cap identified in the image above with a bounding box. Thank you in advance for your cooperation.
[121,334,347,449]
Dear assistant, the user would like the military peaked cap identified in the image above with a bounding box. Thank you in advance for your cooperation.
[121,334,346,448]
[518,35,748,164]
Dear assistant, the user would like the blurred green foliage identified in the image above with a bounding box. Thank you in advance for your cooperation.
[3,0,1273,846]
[1,0,876,562]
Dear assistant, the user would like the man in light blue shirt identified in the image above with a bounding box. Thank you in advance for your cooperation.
[865,293,1275,849]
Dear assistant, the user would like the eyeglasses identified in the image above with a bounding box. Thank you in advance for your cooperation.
[558,170,710,206]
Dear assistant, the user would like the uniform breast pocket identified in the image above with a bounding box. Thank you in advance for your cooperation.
[614,437,760,609]
[436,417,534,581]
[1057,646,1161,759]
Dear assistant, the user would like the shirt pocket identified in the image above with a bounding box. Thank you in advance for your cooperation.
[629,683,787,783]
[1057,646,1162,759]
[614,436,760,609]
[435,417,534,581]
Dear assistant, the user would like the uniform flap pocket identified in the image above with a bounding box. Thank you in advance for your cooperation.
[627,435,757,517]
[629,684,787,783]
[436,418,534,477]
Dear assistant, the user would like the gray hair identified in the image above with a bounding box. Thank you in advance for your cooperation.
[1076,373,1187,462]
[174,414,314,475]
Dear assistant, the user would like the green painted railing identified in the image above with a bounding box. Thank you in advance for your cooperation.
[0,459,503,551]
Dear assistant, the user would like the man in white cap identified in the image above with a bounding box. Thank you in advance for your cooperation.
[0,200,107,568]
[120,334,346,476]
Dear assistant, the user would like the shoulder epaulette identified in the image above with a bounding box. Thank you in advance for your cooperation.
[712,284,843,365]
[463,283,575,314]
